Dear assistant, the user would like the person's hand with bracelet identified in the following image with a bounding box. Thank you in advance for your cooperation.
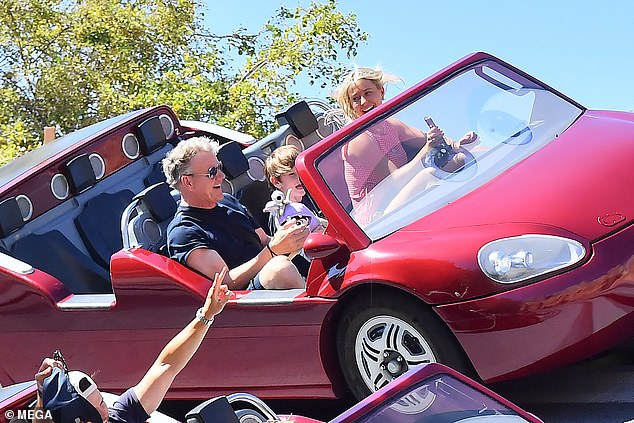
[266,219,309,257]
[196,267,231,326]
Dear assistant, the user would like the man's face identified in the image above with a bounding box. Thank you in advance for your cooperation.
[182,150,225,207]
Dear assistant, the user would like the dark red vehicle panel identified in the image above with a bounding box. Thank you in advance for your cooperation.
[2,51,634,403]
[436,221,634,382]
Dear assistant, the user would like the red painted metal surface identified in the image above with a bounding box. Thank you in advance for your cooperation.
[436,222,634,382]
[0,249,340,400]
[1,51,634,402]
[331,363,541,422]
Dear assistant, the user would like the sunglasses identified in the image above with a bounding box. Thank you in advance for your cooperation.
[184,162,223,179]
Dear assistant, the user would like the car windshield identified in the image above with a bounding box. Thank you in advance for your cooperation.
[356,374,530,423]
[316,60,582,241]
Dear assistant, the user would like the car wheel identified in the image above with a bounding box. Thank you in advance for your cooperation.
[235,408,267,423]
[337,291,469,400]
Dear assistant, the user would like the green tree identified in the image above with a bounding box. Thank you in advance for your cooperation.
[0,0,366,165]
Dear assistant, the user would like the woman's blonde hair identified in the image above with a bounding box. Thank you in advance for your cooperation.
[332,66,402,119]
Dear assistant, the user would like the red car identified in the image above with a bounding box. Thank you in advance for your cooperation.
[0,363,541,423]
[1,52,633,402]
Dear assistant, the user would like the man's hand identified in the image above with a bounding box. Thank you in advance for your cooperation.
[201,267,231,320]
[269,219,309,256]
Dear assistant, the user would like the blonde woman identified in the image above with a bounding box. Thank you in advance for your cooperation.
[333,66,477,223]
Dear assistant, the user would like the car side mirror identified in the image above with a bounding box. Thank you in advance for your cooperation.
[304,233,342,260]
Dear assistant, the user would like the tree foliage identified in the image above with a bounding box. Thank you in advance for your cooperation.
[0,0,367,164]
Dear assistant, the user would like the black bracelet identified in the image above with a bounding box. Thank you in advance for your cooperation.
[266,243,277,257]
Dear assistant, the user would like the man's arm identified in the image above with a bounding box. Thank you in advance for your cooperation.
[187,246,271,290]
[132,267,231,415]
[186,222,308,290]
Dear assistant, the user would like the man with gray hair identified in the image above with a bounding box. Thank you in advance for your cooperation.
[162,137,308,290]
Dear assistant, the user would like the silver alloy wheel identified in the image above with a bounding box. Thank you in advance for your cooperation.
[355,315,438,392]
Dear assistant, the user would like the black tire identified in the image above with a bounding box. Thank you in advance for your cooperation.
[337,290,470,400]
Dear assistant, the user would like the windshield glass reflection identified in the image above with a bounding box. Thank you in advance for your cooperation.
[317,61,582,241]
[357,374,530,423]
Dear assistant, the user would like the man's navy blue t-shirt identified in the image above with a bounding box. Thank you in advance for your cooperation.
[167,194,262,269]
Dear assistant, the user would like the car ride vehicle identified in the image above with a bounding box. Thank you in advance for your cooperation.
[1,52,633,402]
[0,363,542,423]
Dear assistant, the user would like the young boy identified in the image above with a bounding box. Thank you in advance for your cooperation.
[263,145,324,234]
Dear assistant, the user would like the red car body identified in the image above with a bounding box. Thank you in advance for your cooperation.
[1,52,633,402]
[0,363,541,423]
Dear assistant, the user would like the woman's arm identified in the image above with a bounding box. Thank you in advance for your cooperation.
[133,268,230,415]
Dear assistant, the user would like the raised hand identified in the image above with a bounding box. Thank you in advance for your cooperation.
[35,358,64,394]
[201,267,231,320]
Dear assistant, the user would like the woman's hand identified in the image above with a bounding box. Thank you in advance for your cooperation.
[426,126,445,148]
[201,267,231,320]
[459,131,478,146]
[411,126,445,163]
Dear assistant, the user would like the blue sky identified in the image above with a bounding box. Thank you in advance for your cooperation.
[204,0,633,112]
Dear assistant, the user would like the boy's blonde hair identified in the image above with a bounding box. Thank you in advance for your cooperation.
[264,145,300,187]
[332,66,402,119]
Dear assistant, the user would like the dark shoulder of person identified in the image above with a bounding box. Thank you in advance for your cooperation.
[219,194,260,228]
[108,388,149,423]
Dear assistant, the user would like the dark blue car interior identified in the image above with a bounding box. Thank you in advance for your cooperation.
[0,101,336,296]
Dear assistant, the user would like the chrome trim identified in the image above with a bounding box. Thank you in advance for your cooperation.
[284,134,305,151]
[50,174,70,200]
[89,153,106,179]
[246,156,266,182]
[306,98,332,112]
[159,114,175,139]
[221,179,235,195]
[58,294,116,310]
[15,194,33,221]
[235,289,304,305]
[0,251,34,275]
[122,133,140,159]
[227,393,278,422]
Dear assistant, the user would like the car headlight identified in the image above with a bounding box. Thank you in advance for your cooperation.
[478,234,586,284]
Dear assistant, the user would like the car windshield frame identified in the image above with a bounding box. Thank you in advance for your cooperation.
[355,373,530,423]
[315,59,583,241]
